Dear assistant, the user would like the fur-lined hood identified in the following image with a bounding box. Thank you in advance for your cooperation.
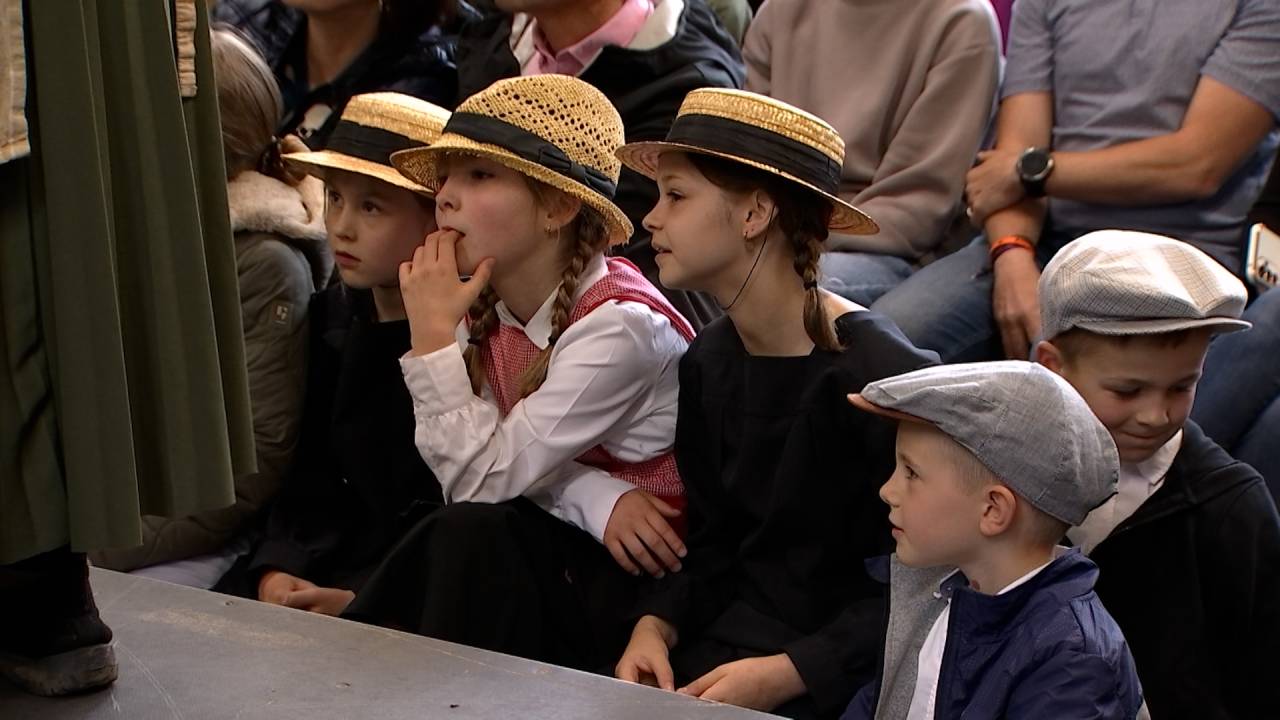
[228,170,332,288]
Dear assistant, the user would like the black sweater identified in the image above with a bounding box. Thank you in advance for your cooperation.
[245,286,443,591]
[1090,420,1280,720]
[639,312,938,716]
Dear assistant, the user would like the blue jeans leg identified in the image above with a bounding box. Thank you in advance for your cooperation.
[1192,288,1280,494]
[819,252,915,308]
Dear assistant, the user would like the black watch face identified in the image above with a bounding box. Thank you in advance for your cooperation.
[1021,151,1051,178]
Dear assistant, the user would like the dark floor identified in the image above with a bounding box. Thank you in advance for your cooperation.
[0,569,778,719]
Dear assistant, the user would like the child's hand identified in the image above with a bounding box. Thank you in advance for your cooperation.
[283,587,356,616]
[400,229,495,357]
[257,570,316,605]
[677,653,806,712]
[615,615,678,691]
[603,489,686,578]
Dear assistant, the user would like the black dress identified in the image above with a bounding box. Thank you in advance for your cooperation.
[215,286,443,596]
[637,311,937,719]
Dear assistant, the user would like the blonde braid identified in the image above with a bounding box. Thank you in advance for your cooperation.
[792,233,842,351]
[464,288,501,395]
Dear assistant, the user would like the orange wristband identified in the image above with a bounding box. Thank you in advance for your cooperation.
[988,234,1034,263]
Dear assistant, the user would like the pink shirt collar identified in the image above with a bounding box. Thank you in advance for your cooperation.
[525,0,655,77]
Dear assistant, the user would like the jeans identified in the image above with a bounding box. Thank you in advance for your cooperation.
[871,234,1069,362]
[1192,288,1280,495]
[819,252,915,308]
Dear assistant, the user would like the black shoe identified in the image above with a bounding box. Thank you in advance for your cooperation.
[0,548,119,696]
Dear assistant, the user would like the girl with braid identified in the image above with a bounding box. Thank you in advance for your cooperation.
[341,75,693,672]
[612,90,938,718]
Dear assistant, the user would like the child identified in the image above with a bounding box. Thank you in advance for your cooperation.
[90,29,330,587]
[844,361,1142,719]
[212,92,451,616]
[341,75,694,671]
[611,89,937,718]
[1035,230,1280,718]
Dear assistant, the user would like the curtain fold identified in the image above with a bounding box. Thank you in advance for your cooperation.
[1,0,253,564]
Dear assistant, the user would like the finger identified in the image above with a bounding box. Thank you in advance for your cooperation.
[283,588,320,609]
[653,656,676,692]
[636,521,682,573]
[622,532,665,578]
[467,257,496,290]
[1001,321,1030,360]
[399,260,413,287]
[616,657,639,683]
[678,667,724,697]
[646,512,687,560]
[607,538,642,576]
[646,494,682,518]
[697,677,734,704]
[411,243,426,270]
[976,149,994,162]
[436,228,461,268]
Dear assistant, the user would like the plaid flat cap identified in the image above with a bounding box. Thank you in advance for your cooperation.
[1039,230,1251,340]
[849,361,1118,526]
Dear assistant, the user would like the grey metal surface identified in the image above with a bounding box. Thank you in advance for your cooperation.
[0,569,778,719]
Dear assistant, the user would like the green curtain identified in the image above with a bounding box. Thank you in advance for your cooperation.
[0,0,254,564]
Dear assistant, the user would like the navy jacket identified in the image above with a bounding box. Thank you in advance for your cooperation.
[844,550,1142,720]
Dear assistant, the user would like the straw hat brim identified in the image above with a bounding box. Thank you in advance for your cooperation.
[284,150,432,196]
[617,142,878,235]
[391,134,634,246]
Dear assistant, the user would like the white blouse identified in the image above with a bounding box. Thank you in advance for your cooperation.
[399,254,688,542]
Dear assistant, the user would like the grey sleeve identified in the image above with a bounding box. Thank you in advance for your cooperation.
[1202,0,1280,121]
[1001,0,1054,98]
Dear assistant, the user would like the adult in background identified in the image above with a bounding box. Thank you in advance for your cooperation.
[874,0,1280,363]
[744,0,1000,307]
[454,0,745,330]
[213,0,470,147]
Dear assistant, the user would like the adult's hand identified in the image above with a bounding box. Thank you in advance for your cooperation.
[991,247,1042,359]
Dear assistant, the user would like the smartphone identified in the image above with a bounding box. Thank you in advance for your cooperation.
[1247,223,1279,292]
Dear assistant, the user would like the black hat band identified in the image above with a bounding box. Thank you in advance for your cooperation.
[444,112,618,198]
[665,113,841,195]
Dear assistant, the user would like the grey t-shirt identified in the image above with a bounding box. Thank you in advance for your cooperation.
[1003,0,1280,275]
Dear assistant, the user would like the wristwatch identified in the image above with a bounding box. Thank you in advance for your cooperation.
[1016,147,1054,198]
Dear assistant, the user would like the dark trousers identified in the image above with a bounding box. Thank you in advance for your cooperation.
[343,499,640,673]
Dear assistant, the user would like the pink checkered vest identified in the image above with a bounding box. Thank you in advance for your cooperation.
[480,258,695,531]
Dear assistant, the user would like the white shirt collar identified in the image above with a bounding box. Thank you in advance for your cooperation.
[997,546,1068,595]
[494,253,608,349]
[1121,430,1183,489]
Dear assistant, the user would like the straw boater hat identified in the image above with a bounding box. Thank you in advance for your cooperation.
[391,74,634,245]
[283,92,450,195]
[616,88,877,235]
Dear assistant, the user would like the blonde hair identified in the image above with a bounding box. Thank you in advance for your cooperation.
[210,29,285,181]
[463,179,610,399]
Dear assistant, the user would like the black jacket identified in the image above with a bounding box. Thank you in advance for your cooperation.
[639,312,938,716]
[213,0,472,147]
[1090,421,1280,720]
[455,0,745,331]
[237,286,443,592]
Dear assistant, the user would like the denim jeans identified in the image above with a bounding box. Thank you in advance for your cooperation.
[819,252,915,308]
[1192,288,1280,494]
[870,234,1069,362]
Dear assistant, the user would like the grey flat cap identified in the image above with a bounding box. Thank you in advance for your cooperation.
[849,361,1118,526]
[1039,230,1251,340]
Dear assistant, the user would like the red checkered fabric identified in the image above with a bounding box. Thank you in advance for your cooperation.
[481,258,694,514]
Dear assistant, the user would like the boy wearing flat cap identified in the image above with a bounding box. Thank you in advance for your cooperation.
[842,361,1142,720]
[1035,230,1280,719]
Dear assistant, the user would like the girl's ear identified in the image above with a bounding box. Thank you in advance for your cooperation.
[543,189,583,233]
[742,189,777,241]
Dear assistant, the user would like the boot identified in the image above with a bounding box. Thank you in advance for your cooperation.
[0,547,118,696]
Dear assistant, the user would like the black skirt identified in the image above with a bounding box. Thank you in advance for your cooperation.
[342,499,640,673]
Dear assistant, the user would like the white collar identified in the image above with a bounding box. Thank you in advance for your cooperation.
[996,546,1068,595]
[1122,430,1183,489]
[495,253,608,349]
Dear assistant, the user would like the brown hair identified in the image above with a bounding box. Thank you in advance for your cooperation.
[462,177,610,399]
[210,28,286,182]
[686,153,841,351]
[1051,327,1205,366]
